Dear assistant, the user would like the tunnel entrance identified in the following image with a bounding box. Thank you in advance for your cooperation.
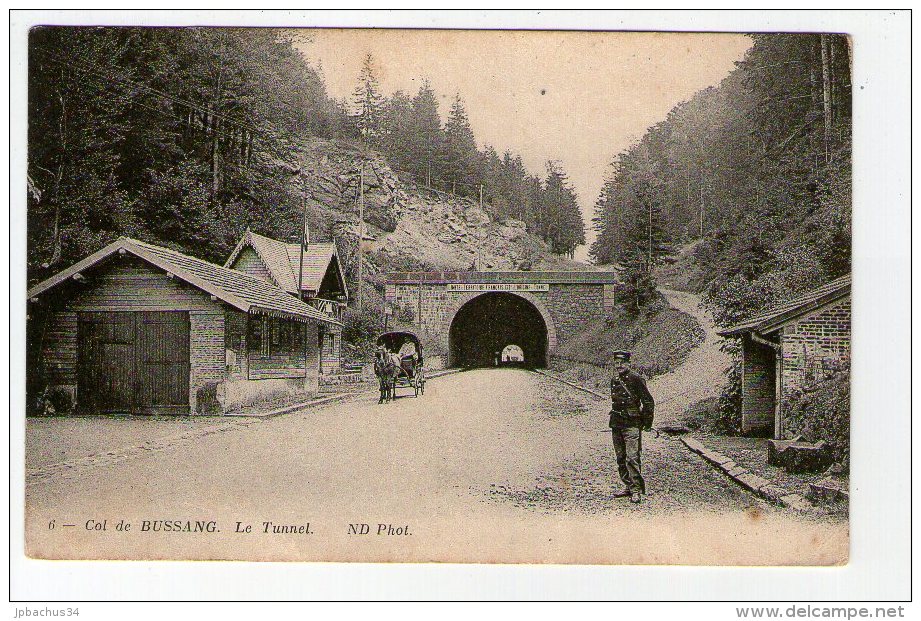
[448,293,548,368]
[501,344,524,363]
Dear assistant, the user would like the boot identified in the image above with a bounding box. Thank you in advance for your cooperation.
[630,492,642,504]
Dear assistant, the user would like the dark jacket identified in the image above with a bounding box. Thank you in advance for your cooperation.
[609,368,655,429]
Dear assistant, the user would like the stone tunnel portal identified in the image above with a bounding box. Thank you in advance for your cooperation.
[448,292,548,368]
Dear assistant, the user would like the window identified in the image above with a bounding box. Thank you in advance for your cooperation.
[248,316,278,357]
[261,317,271,356]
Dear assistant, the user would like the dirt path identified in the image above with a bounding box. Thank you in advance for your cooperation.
[25,369,845,565]
[649,288,731,425]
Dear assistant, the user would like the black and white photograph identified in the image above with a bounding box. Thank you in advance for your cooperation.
[9,9,912,603]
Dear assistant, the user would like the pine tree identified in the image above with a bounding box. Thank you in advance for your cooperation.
[632,180,672,269]
[26,27,346,280]
[618,250,659,314]
[590,161,629,265]
[481,145,509,216]
[406,79,444,184]
[442,94,480,196]
[587,32,851,321]
[380,90,414,173]
[540,161,584,256]
[351,53,384,144]
[504,153,532,224]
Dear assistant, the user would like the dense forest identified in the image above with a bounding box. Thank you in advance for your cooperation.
[590,33,851,430]
[348,53,585,257]
[590,33,851,327]
[27,27,585,286]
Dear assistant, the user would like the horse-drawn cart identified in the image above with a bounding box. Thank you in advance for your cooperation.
[373,331,426,402]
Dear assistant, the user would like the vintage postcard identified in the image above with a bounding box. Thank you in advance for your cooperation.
[23,25,851,565]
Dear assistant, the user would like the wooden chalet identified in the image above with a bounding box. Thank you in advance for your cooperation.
[27,237,343,415]
[224,229,348,374]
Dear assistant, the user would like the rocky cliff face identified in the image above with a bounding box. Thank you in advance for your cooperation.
[277,137,590,281]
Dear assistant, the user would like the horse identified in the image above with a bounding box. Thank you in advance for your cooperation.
[373,347,402,404]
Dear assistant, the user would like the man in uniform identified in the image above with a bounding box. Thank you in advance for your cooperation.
[608,351,655,503]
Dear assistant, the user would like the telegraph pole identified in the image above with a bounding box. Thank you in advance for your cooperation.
[357,162,364,310]
[647,200,653,269]
[477,184,484,270]
[699,183,704,237]
[620,194,626,249]
[298,192,309,299]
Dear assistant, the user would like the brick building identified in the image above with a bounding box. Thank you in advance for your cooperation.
[27,237,341,415]
[719,275,851,437]
[224,229,348,374]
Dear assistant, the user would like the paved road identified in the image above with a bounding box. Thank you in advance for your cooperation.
[26,369,846,565]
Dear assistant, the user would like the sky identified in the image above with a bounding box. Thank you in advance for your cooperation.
[295,30,752,260]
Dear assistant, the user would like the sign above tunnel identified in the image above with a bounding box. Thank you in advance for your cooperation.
[446,283,550,293]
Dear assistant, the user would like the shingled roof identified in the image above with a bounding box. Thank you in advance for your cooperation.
[27,237,342,326]
[718,274,851,337]
[224,229,347,297]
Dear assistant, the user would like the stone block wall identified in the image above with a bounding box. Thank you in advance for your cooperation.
[542,284,605,346]
[320,325,342,374]
[224,309,248,381]
[304,320,321,392]
[189,311,225,414]
[385,282,445,335]
[384,281,609,360]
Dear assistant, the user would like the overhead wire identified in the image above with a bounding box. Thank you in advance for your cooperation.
[49,37,340,145]
[32,46,269,139]
[32,50,269,180]
[33,43,580,248]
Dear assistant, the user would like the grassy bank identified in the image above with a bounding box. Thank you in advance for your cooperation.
[550,295,705,392]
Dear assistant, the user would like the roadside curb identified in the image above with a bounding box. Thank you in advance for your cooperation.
[235,368,466,418]
[680,435,813,512]
[26,419,264,486]
[427,368,465,380]
[531,368,607,400]
[230,393,351,419]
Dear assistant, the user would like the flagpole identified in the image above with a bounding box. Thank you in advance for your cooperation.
[357,161,364,310]
[298,192,307,298]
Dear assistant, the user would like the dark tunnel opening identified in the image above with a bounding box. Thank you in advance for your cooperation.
[448,293,548,368]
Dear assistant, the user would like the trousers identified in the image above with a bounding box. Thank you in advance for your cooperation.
[611,425,645,494]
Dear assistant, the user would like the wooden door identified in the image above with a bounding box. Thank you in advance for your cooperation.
[134,311,190,414]
[77,313,136,413]
[78,311,190,415]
